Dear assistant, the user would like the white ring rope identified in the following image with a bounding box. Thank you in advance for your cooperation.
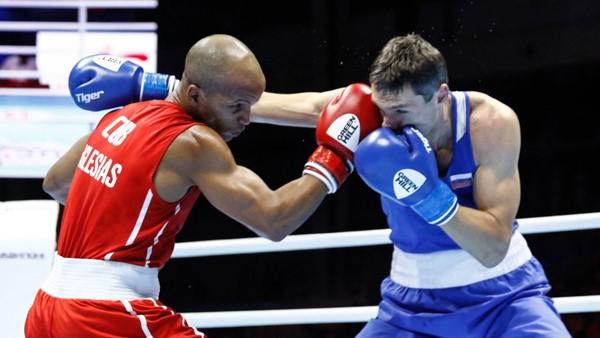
[0,1,158,8]
[171,212,600,258]
[181,296,600,328]
[0,21,157,32]
[174,212,600,328]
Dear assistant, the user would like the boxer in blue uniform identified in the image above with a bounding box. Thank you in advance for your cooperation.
[354,34,570,337]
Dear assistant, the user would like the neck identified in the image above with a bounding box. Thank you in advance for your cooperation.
[165,87,183,106]
[167,87,204,121]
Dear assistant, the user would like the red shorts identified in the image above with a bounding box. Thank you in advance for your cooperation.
[25,290,206,338]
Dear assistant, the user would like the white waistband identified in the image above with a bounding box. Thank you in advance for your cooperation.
[42,254,160,300]
[390,231,532,289]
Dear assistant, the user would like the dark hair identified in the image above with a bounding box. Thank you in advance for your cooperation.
[369,33,448,102]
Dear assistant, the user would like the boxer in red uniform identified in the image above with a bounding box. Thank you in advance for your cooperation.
[25,35,381,337]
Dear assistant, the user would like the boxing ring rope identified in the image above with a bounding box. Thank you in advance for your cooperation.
[174,212,600,328]
[172,212,600,258]
[0,0,158,8]
[183,296,600,329]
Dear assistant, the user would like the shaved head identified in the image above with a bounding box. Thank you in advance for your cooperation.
[183,34,265,94]
[172,35,265,139]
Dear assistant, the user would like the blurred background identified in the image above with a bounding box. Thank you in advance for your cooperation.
[1,0,599,337]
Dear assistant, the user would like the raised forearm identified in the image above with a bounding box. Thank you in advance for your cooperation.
[202,164,329,242]
[441,206,513,268]
[261,176,328,241]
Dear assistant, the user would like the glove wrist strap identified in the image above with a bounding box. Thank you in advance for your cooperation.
[140,73,170,101]
[411,180,458,226]
[303,145,352,194]
[303,166,336,194]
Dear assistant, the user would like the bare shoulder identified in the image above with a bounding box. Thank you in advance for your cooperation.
[466,91,520,165]
[167,124,234,173]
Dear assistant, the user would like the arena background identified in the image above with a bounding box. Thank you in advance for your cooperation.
[1,1,599,337]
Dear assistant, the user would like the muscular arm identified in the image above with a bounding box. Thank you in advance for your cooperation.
[174,126,328,241]
[43,134,90,204]
[250,88,343,127]
[441,93,520,267]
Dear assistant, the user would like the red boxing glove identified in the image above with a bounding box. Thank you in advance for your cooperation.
[303,83,382,193]
[316,83,382,161]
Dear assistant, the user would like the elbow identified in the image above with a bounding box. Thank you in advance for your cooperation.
[42,173,68,201]
[479,235,512,268]
[253,201,292,242]
[261,217,289,242]
[249,215,289,242]
[480,252,506,268]
[256,222,287,242]
[42,174,59,195]
[265,232,286,242]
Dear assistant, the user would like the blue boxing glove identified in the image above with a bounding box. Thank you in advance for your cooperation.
[69,54,179,111]
[355,126,458,226]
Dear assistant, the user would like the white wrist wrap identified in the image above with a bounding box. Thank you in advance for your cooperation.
[303,162,338,194]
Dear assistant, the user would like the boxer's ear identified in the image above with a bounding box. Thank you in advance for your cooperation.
[187,83,202,104]
[436,84,449,103]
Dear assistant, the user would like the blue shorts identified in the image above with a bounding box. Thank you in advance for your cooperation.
[356,258,570,338]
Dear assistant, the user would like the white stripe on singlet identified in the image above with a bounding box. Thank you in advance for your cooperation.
[144,221,168,267]
[105,189,154,261]
[144,203,180,267]
[454,91,468,142]
[126,189,154,246]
